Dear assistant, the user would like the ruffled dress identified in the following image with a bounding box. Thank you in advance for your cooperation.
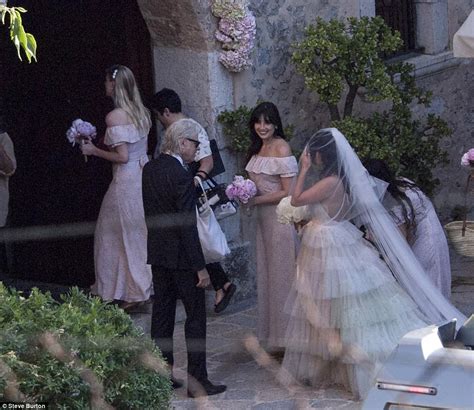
[279,203,428,399]
[91,125,152,302]
[245,155,299,349]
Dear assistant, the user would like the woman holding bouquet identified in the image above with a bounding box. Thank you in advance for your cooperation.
[278,128,464,399]
[245,102,298,353]
[81,64,152,310]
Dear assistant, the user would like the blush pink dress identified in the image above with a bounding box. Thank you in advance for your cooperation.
[246,155,298,349]
[91,124,152,302]
[390,183,451,298]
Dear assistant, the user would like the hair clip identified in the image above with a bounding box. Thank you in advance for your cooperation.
[112,68,118,80]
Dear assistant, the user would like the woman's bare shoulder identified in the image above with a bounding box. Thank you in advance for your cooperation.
[273,138,292,157]
[105,108,130,127]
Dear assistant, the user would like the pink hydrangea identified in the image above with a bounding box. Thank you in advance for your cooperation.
[66,119,97,146]
[211,1,256,73]
[225,175,257,204]
[461,148,474,167]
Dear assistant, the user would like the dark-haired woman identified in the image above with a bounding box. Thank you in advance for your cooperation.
[363,159,451,298]
[81,65,152,310]
[278,129,464,399]
[244,102,298,352]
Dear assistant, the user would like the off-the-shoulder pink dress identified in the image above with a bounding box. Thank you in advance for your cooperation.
[91,124,152,302]
[245,155,298,349]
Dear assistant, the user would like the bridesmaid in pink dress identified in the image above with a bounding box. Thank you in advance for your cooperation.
[81,65,152,310]
[245,102,298,352]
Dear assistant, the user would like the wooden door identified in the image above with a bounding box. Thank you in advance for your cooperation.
[0,0,153,286]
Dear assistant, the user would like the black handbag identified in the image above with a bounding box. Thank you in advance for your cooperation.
[189,139,226,178]
[197,172,238,220]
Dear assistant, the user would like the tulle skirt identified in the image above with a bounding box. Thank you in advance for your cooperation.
[279,219,428,399]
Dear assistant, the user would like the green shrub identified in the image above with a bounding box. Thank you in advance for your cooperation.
[292,16,451,195]
[0,285,172,409]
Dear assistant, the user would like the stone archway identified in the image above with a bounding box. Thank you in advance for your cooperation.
[137,0,233,141]
[137,1,254,303]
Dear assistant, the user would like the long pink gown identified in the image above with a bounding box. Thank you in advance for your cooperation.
[390,184,451,298]
[246,155,298,349]
[91,124,152,302]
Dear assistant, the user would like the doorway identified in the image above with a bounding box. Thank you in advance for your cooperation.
[0,0,154,286]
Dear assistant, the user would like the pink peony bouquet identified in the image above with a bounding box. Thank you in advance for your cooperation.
[66,119,97,146]
[225,175,257,204]
[461,148,474,167]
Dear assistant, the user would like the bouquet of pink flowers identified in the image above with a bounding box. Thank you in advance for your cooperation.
[66,119,97,162]
[461,148,474,167]
[225,175,257,204]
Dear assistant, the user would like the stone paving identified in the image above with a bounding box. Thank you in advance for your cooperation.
[170,304,361,410]
[169,250,473,410]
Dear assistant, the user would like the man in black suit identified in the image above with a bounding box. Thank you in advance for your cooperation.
[150,88,236,314]
[142,118,227,398]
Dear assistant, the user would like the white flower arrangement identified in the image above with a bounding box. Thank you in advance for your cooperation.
[276,196,309,225]
[211,0,256,73]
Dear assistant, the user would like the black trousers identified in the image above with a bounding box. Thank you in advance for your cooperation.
[151,265,208,382]
[207,262,229,291]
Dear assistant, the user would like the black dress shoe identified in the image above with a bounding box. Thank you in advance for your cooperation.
[171,377,183,389]
[214,283,237,313]
[187,380,227,398]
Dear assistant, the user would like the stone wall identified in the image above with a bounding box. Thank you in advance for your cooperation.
[231,0,474,219]
[135,0,474,289]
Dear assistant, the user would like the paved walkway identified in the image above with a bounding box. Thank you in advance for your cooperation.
[170,252,473,410]
[171,306,360,410]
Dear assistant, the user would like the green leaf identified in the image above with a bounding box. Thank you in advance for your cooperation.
[2,6,37,63]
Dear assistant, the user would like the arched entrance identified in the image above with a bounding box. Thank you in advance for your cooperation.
[1,0,153,286]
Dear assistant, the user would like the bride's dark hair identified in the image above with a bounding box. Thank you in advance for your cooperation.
[307,129,339,178]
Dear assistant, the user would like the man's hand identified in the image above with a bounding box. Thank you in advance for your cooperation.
[196,268,210,288]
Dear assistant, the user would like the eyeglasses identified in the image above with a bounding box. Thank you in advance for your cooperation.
[185,138,200,147]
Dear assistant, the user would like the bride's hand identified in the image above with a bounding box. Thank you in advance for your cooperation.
[300,147,312,172]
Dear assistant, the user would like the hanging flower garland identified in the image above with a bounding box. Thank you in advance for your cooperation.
[211,0,256,73]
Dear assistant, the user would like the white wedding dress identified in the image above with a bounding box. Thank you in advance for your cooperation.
[278,128,466,400]
[279,202,428,399]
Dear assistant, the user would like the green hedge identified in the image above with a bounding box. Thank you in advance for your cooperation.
[0,284,172,409]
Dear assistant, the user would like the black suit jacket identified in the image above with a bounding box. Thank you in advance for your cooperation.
[142,153,205,272]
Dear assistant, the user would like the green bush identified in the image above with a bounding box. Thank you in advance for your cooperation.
[0,285,172,409]
[292,16,451,195]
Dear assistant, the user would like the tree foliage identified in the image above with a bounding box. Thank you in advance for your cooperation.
[292,16,450,194]
[1,4,37,62]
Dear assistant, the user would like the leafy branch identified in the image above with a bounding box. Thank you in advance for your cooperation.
[291,16,451,195]
[1,5,37,62]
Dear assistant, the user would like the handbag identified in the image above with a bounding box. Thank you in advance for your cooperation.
[196,180,231,263]
[189,139,226,178]
[197,172,238,220]
[444,170,474,258]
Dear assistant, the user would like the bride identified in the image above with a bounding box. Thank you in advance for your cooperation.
[278,128,466,399]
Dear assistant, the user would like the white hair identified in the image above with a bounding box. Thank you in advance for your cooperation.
[160,119,201,154]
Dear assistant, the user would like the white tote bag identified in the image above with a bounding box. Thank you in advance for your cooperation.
[196,180,230,263]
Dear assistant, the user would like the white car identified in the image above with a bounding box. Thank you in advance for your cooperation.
[363,317,474,410]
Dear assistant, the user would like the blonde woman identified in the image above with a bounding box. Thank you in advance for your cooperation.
[81,64,152,310]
